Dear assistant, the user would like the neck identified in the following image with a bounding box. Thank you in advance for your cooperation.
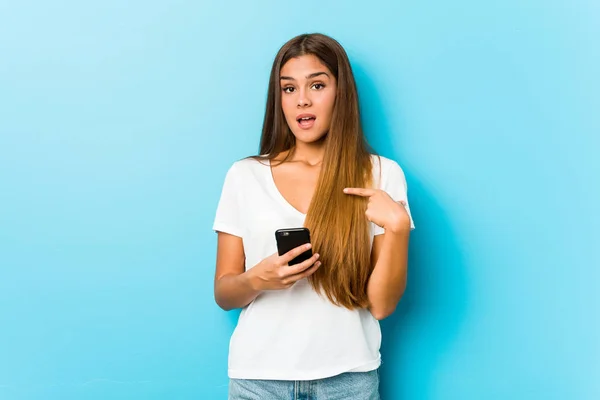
[290,139,326,166]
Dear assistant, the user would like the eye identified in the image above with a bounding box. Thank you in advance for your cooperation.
[312,83,325,90]
[282,86,295,93]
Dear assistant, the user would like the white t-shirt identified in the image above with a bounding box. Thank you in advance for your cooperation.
[213,154,415,380]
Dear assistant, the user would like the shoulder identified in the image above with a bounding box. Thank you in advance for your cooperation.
[370,154,406,180]
[224,156,269,177]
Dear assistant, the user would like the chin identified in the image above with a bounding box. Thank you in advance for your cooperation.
[291,129,328,144]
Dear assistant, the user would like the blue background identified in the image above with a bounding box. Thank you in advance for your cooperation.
[1,1,598,399]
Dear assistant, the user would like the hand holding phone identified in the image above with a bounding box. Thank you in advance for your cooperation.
[245,228,321,291]
[275,228,313,266]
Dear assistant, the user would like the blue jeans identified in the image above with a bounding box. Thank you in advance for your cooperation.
[228,370,380,400]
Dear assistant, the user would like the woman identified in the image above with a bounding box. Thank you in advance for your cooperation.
[213,33,415,400]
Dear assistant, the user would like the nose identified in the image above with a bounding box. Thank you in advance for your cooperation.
[297,89,311,108]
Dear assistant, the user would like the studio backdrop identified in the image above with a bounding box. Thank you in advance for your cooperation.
[0,1,598,399]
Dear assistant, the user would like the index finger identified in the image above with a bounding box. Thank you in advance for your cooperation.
[280,243,313,265]
[343,187,376,197]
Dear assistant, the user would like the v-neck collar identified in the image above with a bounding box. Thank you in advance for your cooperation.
[267,159,308,218]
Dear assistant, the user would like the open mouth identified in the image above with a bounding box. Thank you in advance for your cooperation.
[296,115,316,129]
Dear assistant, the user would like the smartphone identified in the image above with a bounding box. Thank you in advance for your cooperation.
[275,227,312,266]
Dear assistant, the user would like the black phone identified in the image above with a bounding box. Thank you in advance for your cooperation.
[275,228,312,266]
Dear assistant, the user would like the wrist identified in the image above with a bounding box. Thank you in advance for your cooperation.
[242,269,261,293]
[384,218,411,235]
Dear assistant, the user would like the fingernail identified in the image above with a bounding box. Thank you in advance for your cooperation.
[315,253,320,259]
[306,243,312,249]
[316,262,321,267]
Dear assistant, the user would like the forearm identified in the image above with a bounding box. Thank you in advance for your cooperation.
[367,228,410,320]
[214,272,261,311]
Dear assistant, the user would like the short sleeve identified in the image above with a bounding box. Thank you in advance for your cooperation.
[213,163,245,237]
[372,160,416,236]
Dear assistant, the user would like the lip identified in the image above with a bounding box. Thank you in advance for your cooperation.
[296,113,316,121]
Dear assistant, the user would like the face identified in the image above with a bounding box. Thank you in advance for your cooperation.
[279,54,337,144]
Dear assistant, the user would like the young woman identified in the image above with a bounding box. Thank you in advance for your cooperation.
[213,33,415,400]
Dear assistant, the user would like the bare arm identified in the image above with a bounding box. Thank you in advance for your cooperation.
[214,232,321,311]
[343,187,412,320]
[214,233,259,310]
[367,225,410,320]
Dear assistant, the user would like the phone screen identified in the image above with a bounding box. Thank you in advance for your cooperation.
[275,228,312,266]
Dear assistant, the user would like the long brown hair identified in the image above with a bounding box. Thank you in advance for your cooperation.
[257,33,376,309]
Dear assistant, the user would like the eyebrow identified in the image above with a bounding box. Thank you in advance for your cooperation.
[280,71,330,81]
